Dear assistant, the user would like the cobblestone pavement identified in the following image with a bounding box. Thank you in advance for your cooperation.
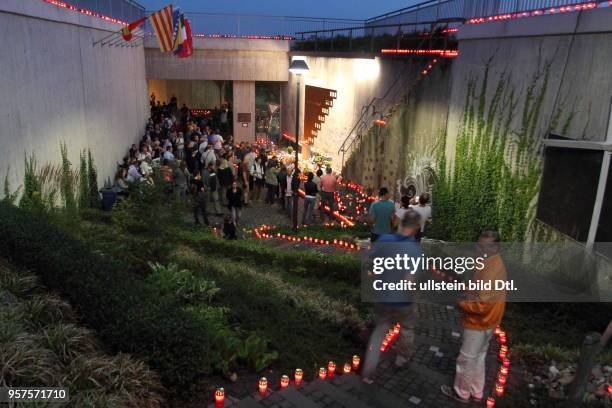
[210,303,505,408]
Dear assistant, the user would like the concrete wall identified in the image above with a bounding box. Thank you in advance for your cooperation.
[342,61,452,196]
[445,7,612,164]
[145,38,290,81]
[147,79,226,108]
[282,54,415,168]
[233,81,256,143]
[0,0,148,194]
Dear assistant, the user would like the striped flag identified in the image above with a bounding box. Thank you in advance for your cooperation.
[150,5,174,52]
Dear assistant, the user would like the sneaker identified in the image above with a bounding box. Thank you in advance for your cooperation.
[440,385,469,404]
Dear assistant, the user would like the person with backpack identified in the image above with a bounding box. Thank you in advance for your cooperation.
[250,156,265,202]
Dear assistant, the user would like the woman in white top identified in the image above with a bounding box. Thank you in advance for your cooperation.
[394,195,412,232]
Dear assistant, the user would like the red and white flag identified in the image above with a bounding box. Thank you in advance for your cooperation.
[150,5,174,52]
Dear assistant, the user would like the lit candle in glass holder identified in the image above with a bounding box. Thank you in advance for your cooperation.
[319,367,327,379]
[486,396,495,407]
[258,377,268,395]
[502,357,510,368]
[352,355,361,370]
[499,366,509,376]
[280,375,290,388]
[498,373,507,385]
[499,345,508,359]
[327,361,336,376]
[294,369,303,385]
[215,388,225,407]
[495,382,504,397]
[343,363,351,374]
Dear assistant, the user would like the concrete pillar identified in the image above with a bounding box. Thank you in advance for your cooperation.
[232,81,255,144]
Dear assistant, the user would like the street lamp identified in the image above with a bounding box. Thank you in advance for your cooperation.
[288,58,310,230]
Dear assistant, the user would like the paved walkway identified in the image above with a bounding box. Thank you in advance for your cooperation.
[212,303,505,408]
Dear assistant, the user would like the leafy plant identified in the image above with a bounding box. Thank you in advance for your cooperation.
[87,149,99,209]
[429,58,558,241]
[237,334,279,372]
[78,150,90,209]
[2,166,21,205]
[147,262,220,304]
[59,142,77,217]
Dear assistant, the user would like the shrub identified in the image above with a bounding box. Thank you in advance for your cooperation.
[0,203,212,396]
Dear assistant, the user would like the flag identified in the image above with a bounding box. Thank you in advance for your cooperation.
[177,19,193,58]
[150,5,174,52]
[171,7,185,52]
[121,16,147,41]
[172,9,193,58]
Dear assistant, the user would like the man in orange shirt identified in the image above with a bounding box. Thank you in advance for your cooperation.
[442,231,507,403]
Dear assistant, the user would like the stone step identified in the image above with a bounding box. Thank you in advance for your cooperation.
[303,377,372,408]
[336,374,411,408]
[234,396,265,408]
[278,386,321,408]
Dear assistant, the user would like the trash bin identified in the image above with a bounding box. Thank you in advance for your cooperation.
[100,189,117,211]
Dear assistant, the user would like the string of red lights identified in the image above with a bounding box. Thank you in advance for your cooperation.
[380,49,459,58]
[467,1,598,24]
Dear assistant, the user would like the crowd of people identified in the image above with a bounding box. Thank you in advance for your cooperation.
[113,96,503,404]
[113,96,346,239]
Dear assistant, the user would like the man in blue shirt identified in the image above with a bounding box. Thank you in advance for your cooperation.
[367,187,396,242]
[362,210,423,379]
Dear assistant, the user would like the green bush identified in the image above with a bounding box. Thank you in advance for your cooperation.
[0,203,212,396]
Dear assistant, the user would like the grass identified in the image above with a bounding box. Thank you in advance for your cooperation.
[0,259,165,407]
[69,206,371,376]
[270,223,371,243]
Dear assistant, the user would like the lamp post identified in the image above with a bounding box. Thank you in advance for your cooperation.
[288,58,310,230]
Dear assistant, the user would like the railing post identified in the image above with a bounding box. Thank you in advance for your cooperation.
[315,32,318,51]
[370,30,374,53]
[396,25,401,49]
[348,29,353,51]
[330,30,334,52]
[567,333,602,407]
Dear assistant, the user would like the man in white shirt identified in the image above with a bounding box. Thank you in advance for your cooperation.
[409,192,432,239]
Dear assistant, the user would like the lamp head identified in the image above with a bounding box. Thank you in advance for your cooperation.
[289,58,310,75]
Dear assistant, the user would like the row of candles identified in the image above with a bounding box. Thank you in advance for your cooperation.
[215,324,402,406]
[486,326,511,407]
[214,355,364,406]
[253,225,359,251]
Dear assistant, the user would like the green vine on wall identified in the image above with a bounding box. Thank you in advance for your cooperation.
[430,57,561,242]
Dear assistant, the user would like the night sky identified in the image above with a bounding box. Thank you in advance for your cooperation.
[139,0,417,20]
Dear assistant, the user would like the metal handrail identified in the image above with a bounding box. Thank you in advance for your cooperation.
[366,0,454,23]
[337,23,453,166]
[295,18,463,36]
